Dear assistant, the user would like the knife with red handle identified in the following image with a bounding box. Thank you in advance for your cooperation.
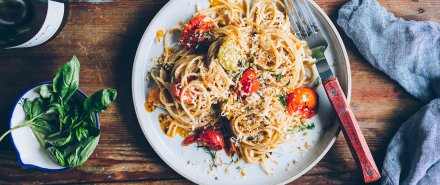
[315,47,381,184]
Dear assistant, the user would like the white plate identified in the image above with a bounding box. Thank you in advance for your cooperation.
[132,0,351,184]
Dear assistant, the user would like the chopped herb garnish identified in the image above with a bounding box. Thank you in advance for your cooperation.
[222,99,228,104]
[296,123,315,132]
[236,166,241,170]
[197,145,233,167]
[278,94,287,106]
[276,74,282,80]
[249,56,255,63]
[161,63,173,71]
[285,123,316,135]
[198,145,216,161]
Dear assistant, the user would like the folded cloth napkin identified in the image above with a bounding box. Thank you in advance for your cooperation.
[337,0,440,184]
[337,0,440,103]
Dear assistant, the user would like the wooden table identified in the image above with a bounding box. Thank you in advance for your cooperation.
[0,0,438,184]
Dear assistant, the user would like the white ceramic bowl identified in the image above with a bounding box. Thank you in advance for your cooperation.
[9,82,99,172]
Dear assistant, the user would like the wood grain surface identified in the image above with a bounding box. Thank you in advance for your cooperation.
[0,0,437,184]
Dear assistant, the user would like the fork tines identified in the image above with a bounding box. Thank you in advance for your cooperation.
[283,0,320,39]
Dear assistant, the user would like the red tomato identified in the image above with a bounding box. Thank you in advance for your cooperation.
[286,87,319,118]
[172,81,194,104]
[239,69,260,97]
[182,127,225,151]
[179,15,215,49]
[198,128,225,151]
[182,134,198,146]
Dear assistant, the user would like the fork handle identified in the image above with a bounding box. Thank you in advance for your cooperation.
[323,77,381,184]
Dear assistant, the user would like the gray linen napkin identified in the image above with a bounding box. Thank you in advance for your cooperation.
[337,0,440,103]
[336,0,440,184]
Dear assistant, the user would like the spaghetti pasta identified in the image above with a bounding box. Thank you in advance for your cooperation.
[147,0,317,175]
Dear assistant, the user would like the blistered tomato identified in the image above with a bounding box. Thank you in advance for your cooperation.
[179,15,215,49]
[286,87,318,118]
[239,69,260,97]
[182,127,225,151]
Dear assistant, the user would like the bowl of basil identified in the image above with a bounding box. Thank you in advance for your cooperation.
[0,56,117,171]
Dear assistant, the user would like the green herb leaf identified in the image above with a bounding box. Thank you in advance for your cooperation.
[278,94,287,106]
[65,136,100,167]
[53,56,80,103]
[40,85,52,99]
[296,123,315,132]
[84,89,118,114]
[75,127,89,142]
[276,74,282,80]
[249,56,254,63]
[30,98,46,118]
[23,99,33,119]
[45,131,73,147]
[49,102,65,117]
[47,146,66,167]
[31,119,57,136]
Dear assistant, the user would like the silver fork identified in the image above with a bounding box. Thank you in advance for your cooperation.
[283,0,381,183]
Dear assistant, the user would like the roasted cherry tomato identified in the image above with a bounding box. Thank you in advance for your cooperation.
[179,15,215,49]
[182,127,225,151]
[239,69,260,97]
[182,134,198,146]
[286,87,319,118]
[172,80,194,104]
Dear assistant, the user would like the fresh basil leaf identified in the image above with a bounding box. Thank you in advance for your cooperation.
[83,89,117,114]
[40,85,52,99]
[49,102,65,116]
[88,126,100,137]
[53,56,80,103]
[31,97,45,118]
[31,119,57,136]
[66,136,100,167]
[75,127,89,142]
[47,146,66,167]
[23,99,33,119]
[45,131,73,147]
[88,114,98,127]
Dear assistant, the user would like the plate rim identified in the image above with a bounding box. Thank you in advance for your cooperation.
[131,0,352,184]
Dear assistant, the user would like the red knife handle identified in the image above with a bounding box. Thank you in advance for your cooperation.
[323,76,381,183]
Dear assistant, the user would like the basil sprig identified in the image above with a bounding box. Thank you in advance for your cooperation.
[0,56,117,168]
